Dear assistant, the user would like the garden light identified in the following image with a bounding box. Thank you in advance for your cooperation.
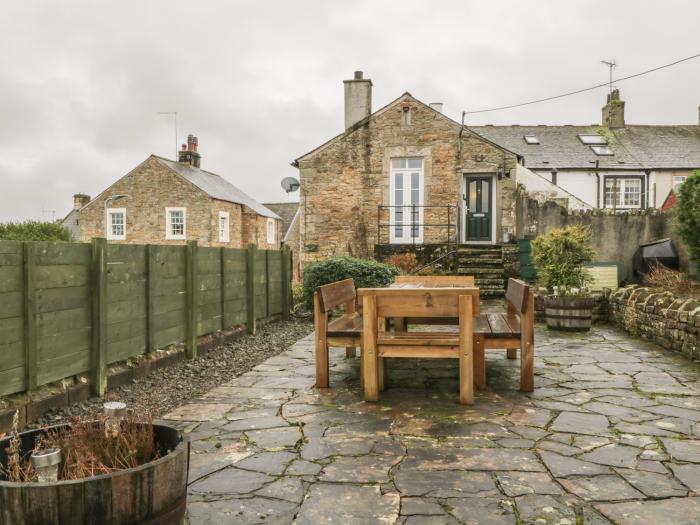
[30,448,62,482]
[103,402,127,438]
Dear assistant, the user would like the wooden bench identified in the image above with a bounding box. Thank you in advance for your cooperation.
[313,278,362,388]
[473,278,534,392]
[360,287,480,405]
[394,275,476,286]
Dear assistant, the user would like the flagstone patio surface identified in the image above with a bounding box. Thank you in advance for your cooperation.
[167,320,700,525]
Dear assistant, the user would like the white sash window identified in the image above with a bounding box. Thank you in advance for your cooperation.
[389,158,423,243]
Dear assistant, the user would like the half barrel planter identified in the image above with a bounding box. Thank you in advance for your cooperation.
[544,296,596,331]
[0,423,189,525]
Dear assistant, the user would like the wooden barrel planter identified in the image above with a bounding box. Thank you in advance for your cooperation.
[544,296,596,331]
[0,423,189,525]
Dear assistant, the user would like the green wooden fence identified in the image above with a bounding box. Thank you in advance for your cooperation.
[0,240,292,398]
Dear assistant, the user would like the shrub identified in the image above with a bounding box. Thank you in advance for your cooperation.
[0,220,72,241]
[531,225,595,294]
[302,256,400,308]
[676,170,700,268]
[645,263,700,296]
[383,252,417,273]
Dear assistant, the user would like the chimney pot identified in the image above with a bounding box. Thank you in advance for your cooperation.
[343,71,372,130]
[602,88,625,128]
[73,193,90,210]
[179,134,201,167]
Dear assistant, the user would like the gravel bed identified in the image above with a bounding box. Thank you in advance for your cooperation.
[29,318,313,428]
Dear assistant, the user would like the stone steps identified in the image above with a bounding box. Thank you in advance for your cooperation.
[457,245,507,297]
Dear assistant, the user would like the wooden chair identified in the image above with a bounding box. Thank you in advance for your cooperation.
[361,288,479,405]
[313,278,362,388]
[473,278,535,392]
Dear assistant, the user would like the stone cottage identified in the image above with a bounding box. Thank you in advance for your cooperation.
[76,135,281,249]
[293,71,520,281]
[263,202,301,281]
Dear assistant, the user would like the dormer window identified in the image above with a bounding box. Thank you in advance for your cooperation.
[591,145,613,156]
[524,135,540,144]
[578,134,607,145]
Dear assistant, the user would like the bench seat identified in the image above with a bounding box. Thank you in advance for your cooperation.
[474,313,521,338]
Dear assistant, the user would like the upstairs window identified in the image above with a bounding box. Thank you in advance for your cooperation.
[219,211,230,242]
[523,135,540,144]
[166,207,186,240]
[673,175,688,192]
[578,134,607,145]
[106,208,126,240]
[591,145,614,156]
[604,178,642,209]
[267,218,276,244]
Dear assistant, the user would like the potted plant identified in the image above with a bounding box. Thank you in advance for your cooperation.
[531,225,596,331]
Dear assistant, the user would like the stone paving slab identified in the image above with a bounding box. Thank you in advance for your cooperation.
[168,321,700,524]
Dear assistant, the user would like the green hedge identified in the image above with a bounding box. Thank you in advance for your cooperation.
[302,256,400,308]
[676,170,700,268]
[0,220,72,241]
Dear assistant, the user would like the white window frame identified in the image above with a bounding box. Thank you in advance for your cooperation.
[266,218,276,244]
[673,175,687,192]
[165,207,187,240]
[218,211,230,242]
[389,158,424,244]
[524,135,540,144]
[604,178,642,209]
[105,207,126,241]
[591,145,614,156]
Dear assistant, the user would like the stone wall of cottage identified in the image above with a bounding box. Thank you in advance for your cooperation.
[79,156,278,249]
[609,286,700,359]
[297,97,518,267]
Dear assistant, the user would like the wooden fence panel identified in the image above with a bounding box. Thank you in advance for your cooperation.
[0,239,290,399]
[196,247,223,337]
[33,242,92,387]
[267,250,283,315]
[254,249,268,319]
[0,242,25,396]
[150,245,187,349]
[223,248,247,328]
[105,244,148,364]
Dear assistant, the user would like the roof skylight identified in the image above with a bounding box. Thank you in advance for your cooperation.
[578,134,607,145]
[591,145,614,156]
[524,135,540,144]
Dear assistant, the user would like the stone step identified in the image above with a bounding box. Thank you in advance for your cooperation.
[457,257,503,265]
[480,289,506,297]
[457,267,505,275]
[457,248,502,256]
[475,278,505,286]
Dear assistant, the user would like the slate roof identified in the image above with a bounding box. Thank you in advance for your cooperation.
[262,202,299,237]
[469,125,700,171]
[155,156,280,219]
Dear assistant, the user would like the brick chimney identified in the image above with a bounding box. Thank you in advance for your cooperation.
[602,89,625,128]
[178,134,201,167]
[73,193,90,210]
[343,71,372,130]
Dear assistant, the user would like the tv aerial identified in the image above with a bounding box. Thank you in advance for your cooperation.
[281,177,300,194]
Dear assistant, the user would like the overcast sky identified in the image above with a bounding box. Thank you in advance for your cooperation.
[2,1,699,222]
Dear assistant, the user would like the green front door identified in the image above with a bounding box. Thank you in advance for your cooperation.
[465,176,492,242]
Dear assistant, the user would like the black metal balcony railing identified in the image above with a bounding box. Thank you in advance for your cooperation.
[376,204,459,247]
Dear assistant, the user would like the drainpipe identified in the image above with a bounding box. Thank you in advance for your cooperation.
[644,170,650,209]
[593,160,600,209]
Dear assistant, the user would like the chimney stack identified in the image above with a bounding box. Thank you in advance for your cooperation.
[343,71,372,130]
[602,89,625,128]
[178,134,201,168]
[429,102,444,114]
[73,193,90,210]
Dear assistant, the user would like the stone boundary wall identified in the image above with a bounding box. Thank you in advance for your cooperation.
[609,286,700,359]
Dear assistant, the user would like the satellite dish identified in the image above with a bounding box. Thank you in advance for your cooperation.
[281,177,300,194]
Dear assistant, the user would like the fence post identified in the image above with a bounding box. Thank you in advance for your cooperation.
[91,238,107,396]
[281,246,291,321]
[265,250,272,318]
[146,244,156,353]
[246,244,257,335]
[185,240,198,359]
[220,247,228,330]
[23,242,38,392]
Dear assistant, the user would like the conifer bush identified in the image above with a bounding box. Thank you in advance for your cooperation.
[676,170,700,268]
[531,225,595,294]
[0,220,72,241]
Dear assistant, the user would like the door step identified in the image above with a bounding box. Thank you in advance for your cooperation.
[456,245,507,297]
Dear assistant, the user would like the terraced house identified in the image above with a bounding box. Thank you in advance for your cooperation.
[71,135,281,249]
[293,73,700,293]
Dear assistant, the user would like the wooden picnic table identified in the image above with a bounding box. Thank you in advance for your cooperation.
[358,282,480,404]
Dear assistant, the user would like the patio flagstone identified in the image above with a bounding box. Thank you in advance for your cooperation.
[173,321,700,524]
